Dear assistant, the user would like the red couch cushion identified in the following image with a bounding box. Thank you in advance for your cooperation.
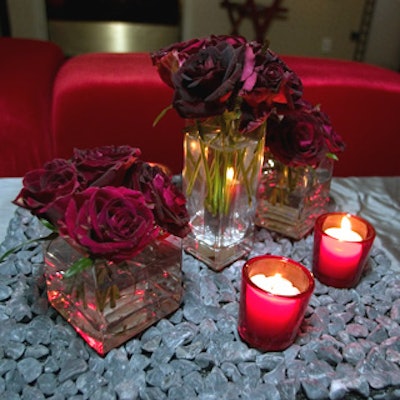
[0,38,65,177]
[282,56,400,176]
[52,52,400,177]
[52,52,185,174]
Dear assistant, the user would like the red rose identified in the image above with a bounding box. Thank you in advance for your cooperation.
[310,105,345,156]
[266,110,327,167]
[151,37,208,87]
[241,47,303,111]
[13,159,79,226]
[72,145,141,188]
[59,186,159,263]
[171,41,246,118]
[151,35,247,89]
[152,36,305,133]
[129,163,190,237]
[208,35,247,47]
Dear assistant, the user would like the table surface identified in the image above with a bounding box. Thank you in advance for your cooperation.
[0,178,21,244]
[0,176,400,400]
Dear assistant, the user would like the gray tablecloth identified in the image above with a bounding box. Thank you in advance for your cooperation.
[330,177,400,271]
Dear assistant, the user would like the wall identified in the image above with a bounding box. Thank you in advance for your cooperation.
[3,0,400,71]
[5,0,179,55]
[181,0,400,70]
[364,0,400,71]
[182,0,365,60]
[6,0,48,40]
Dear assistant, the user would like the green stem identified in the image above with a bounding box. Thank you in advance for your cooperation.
[185,150,202,197]
[64,256,93,279]
[185,113,264,218]
[0,231,58,263]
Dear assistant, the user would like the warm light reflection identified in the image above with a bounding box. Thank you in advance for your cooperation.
[251,273,301,296]
[226,167,235,182]
[189,140,200,152]
[324,215,362,242]
[341,215,352,231]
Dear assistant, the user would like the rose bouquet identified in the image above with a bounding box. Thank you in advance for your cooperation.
[257,99,345,238]
[2,145,190,308]
[266,99,345,168]
[264,98,345,204]
[151,35,344,185]
[151,34,345,267]
[152,35,303,217]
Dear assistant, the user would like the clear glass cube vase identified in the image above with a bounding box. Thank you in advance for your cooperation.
[182,116,265,271]
[256,151,334,240]
[44,235,182,355]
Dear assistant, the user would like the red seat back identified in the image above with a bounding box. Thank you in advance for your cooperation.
[52,52,185,174]
[282,56,400,176]
[0,38,64,177]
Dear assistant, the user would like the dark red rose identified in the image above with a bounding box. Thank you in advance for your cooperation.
[151,37,207,87]
[238,100,270,133]
[58,186,159,263]
[13,159,80,225]
[129,163,190,237]
[266,110,327,167]
[151,35,247,89]
[208,35,247,47]
[310,106,345,156]
[171,41,246,118]
[72,145,141,188]
[241,47,303,110]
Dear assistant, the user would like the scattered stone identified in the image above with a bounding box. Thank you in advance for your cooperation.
[0,208,400,399]
[302,377,329,400]
[0,284,12,301]
[343,342,366,365]
[17,357,42,383]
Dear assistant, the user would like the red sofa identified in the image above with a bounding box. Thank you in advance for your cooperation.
[1,37,400,177]
[0,37,64,177]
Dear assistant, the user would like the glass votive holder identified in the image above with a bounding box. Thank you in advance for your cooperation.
[312,212,376,288]
[238,255,315,352]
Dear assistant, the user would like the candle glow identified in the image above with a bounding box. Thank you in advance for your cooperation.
[238,255,314,351]
[226,166,235,182]
[324,216,362,242]
[251,273,301,296]
[312,213,376,288]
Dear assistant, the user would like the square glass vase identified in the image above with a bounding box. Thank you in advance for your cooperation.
[44,235,182,355]
[256,152,334,240]
[182,118,265,272]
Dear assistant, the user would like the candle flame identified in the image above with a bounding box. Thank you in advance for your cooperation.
[226,167,235,183]
[189,141,198,151]
[250,272,301,296]
[341,216,352,232]
[189,140,207,157]
[324,215,362,242]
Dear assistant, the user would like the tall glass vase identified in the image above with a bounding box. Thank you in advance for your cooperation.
[44,235,182,355]
[256,150,334,239]
[182,115,265,271]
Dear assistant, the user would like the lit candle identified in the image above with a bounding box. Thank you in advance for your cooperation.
[313,212,376,288]
[224,166,239,212]
[324,216,362,242]
[238,255,314,352]
[251,273,301,296]
[226,166,235,183]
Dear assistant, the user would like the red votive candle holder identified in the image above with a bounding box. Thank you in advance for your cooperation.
[238,255,315,352]
[312,212,376,288]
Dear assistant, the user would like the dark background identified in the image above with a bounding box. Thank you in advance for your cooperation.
[45,0,180,25]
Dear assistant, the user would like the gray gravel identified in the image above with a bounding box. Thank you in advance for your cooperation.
[0,207,400,399]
